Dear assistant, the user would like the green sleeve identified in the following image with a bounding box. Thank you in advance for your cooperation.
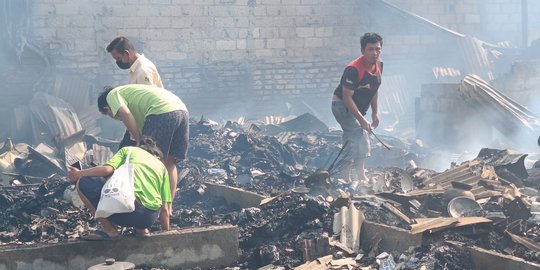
[106,87,127,117]
[161,170,172,203]
[106,147,128,169]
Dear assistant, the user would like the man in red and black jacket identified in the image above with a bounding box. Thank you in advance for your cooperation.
[331,32,383,183]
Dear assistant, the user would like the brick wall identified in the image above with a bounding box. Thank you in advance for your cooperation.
[3,0,540,134]
[22,0,376,121]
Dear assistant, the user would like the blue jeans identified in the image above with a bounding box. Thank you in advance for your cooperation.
[331,100,370,160]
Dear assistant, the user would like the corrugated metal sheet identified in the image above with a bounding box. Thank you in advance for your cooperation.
[50,76,93,111]
[49,76,101,136]
[422,160,501,198]
[379,75,410,117]
[458,36,495,81]
[29,92,86,162]
[432,67,462,82]
[458,74,540,140]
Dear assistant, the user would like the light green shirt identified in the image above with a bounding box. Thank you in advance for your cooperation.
[106,146,171,210]
[106,84,187,133]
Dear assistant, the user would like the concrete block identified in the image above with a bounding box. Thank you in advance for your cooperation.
[235,17,249,28]
[267,38,285,49]
[74,40,97,51]
[159,6,182,16]
[205,182,268,208]
[171,18,192,28]
[216,40,236,51]
[172,0,193,4]
[136,6,160,17]
[191,17,213,28]
[160,29,179,40]
[464,14,481,24]
[237,39,247,50]
[214,17,236,27]
[101,17,126,28]
[182,5,205,16]
[33,28,57,39]
[55,3,79,15]
[209,6,230,17]
[304,37,323,48]
[151,0,172,4]
[111,5,138,17]
[122,17,151,30]
[192,0,213,4]
[252,6,267,16]
[296,27,314,38]
[147,41,176,52]
[360,221,423,253]
[261,0,281,5]
[230,6,250,16]
[447,241,540,270]
[315,27,333,37]
[140,29,165,41]
[259,28,278,39]
[295,6,313,16]
[286,39,304,48]
[266,6,288,16]
[0,225,238,270]
[32,3,55,15]
[427,4,445,14]
[147,17,172,28]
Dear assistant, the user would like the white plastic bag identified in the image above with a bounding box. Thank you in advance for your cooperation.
[95,149,135,219]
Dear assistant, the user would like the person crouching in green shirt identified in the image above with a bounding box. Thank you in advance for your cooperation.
[67,137,170,240]
[97,84,189,231]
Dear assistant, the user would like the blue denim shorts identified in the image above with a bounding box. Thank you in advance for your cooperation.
[78,177,159,229]
[331,100,370,160]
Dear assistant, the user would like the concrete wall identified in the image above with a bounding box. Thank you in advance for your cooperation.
[386,0,540,47]
[0,225,238,270]
[22,0,373,122]
[2,0,540,140]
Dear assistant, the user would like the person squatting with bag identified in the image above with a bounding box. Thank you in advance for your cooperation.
[97,84,189,231]
[67,137,170,240]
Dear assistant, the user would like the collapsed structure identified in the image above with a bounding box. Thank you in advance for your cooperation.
[0,1,540,270]
[0,80,539,269]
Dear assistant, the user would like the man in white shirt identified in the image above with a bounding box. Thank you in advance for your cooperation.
[107,36,163,88]
[106,36,164,149]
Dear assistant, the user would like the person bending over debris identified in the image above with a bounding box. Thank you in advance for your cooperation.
[107,36,164,149]
[67,137,170,240]
[98,84,189,230]
[331,32,383,183]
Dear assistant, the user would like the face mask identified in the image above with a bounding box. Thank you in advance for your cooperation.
[116,60,131,70]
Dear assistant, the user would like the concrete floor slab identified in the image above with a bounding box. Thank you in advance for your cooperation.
[0,225,238,270]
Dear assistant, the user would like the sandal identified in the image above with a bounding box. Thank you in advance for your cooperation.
[80,230,119,241]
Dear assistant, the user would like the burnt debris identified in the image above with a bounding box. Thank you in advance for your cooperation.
[0,115,540,269]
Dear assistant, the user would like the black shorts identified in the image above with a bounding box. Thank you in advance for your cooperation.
[142,110,189,161]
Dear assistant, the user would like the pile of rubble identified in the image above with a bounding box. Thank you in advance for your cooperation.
[1,114,540,269]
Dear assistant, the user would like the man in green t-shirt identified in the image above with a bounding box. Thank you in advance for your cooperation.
[68,137,170,239]
[97,84,189,230]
